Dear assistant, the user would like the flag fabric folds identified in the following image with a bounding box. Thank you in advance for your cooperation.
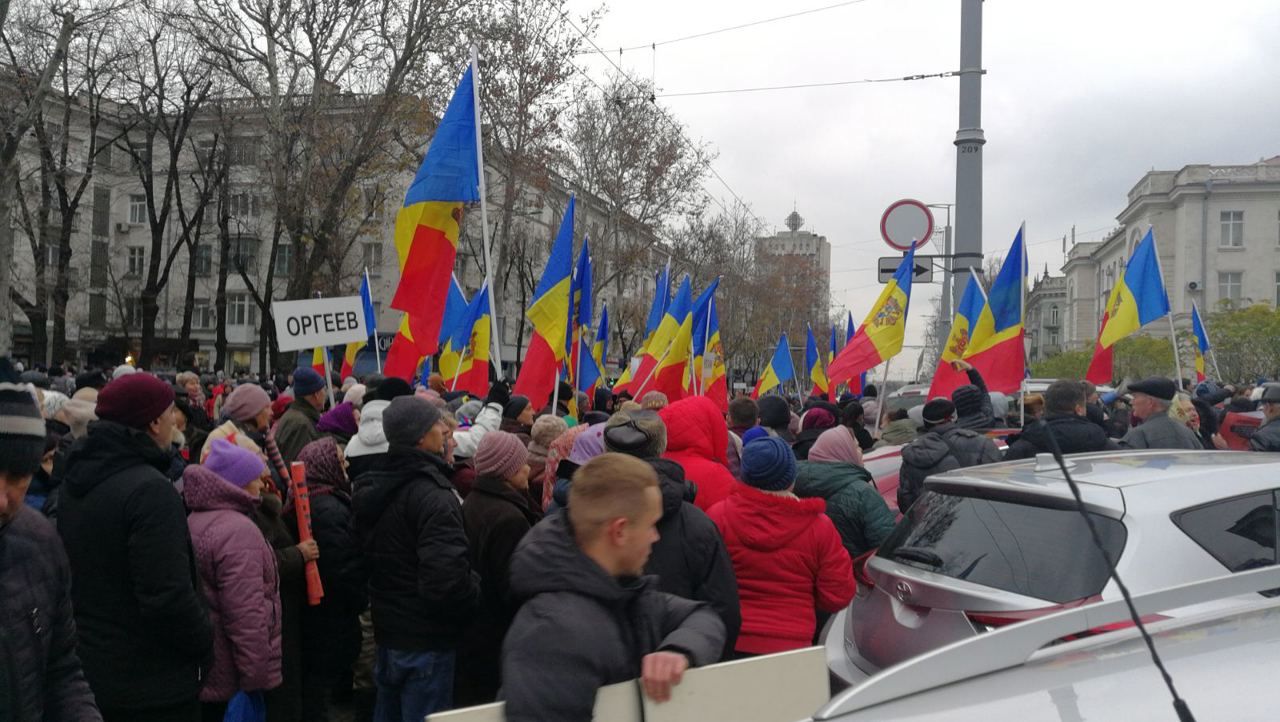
[581,303,609,396]
[616,263,670,394]
[691,278,722,395]
[701,296,728,412]
[828,245,918,385]
[1191,302,1211,383]
[927,275,987,399]
[567,237,593,388]
[806,325,828,398]
[1084,302,1116,385]
[641,275,695,400]
[434,277,471,383]
[339,342,362,379]
[383,316,423,381]
[752,332,795,399]
[513,198,576,411]
[1098,229,1170,348]
[962,226,1028,394]
[446,283,492,396]
[390,65,479,355]
[309,347,328,377]
[360,272,378,337]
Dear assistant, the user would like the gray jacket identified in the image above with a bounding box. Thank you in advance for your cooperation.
[1120,409,1202,450]
[1248,417,1280,452]
[500,513,725,722]
[898,423,1002,512]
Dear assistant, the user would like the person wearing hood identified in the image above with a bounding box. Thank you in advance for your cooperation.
[898,398,1002,512]
[875,408,918,447]
[707,436,854,657]
[456,432,543,706]
[345,377,415,482]
[792,406,837,460]
[500,454,726,721]
[500,394,536,445]
[794,427,896,559]
[1004,380,1120,461]
[57,373,214,722]
[603,409,741,657]
[756,395,795,442]
[947,360,995,431]
[316,401,359,447]
[352,396,480,720]
[658,396,739,512]
[526,414,567,506]
[182,440,282,720]
[274,368,327,465]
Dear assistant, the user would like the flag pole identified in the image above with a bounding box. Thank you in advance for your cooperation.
[699,292,715,396]
[1196,302,1225,381]
[365,266,382,373]
[1147,226,1186,386]
[873,358,892,436]
[470,46,503,379]
[1019,222,1028,428]
[314,291,336,408]
[551,367,562,416]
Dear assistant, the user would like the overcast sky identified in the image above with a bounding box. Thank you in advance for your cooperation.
[567,0,1280,380]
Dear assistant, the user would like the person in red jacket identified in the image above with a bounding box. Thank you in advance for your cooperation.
[659,396,738,512]
[708,435,854,657]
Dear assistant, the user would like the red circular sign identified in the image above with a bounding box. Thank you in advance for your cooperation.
[880,199,934,252]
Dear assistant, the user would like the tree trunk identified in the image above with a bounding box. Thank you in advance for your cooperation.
[215,211,230,372]
[49,227,72,364]
[179,238,196,349]
[139,289,160,367]
[0,163,17,358]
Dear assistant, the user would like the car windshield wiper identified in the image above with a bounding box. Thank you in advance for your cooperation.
[889,546,944,567]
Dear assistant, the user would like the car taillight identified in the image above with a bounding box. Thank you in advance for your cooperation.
[966,596,1168,638]
[853,550,877,595]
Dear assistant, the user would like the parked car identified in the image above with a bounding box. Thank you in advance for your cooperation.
[861,444,905,516]
[811,564,1280,721]
[827,450,1280,686]
[883,384,930,414]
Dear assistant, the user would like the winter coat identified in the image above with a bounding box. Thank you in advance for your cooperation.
[898,422,1002,512]
[1120,409,1204,450]
[249,493,304,722]
[352,446,480,651]
[726,430,744,480]
[273,399,321,465]
[1003,413,1121,460]
[876,418,918,447]
[56,420,213,711]
[1248,417,1280,452]
[499,418,533,447]
[707,484,854,655]
[345,399,391,481]
[183,466,283,701]
[794,461,896,559]
[791,428,824,461]
[453,403,503,460]
[456,475,543,706]
[659,396,738,512]
[500,513,726,722]
[0,507,101,722]
[954,368,995,431]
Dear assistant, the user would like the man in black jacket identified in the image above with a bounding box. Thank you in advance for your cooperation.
[949,360,996,431]
[0,364,101,722]
[898,398,1002,512]
[57,372,213,722]
[352,395,480,720]
[1004,380,1120,460]
[501,454,726,721]
[602,409,741,656]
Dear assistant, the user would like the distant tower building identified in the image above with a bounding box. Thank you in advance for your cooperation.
[755,207,833,321]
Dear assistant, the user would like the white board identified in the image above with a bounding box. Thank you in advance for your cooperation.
[272,296,368,352]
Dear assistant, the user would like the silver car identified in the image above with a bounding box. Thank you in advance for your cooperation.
[828,450,1280,686]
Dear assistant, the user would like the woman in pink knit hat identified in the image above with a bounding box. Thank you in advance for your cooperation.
[455,430,541,706]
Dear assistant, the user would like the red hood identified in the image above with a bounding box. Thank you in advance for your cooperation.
[719,483,827,551]
[660,396,729,464]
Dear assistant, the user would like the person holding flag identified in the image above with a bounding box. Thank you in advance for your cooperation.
[512,198,575,412]
[752,332,796,400]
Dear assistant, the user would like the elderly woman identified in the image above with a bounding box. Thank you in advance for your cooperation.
[794,427,898,557]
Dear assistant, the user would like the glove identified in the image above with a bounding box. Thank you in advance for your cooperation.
[485,379,512,408]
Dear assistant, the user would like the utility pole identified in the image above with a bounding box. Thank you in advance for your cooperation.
[952,0,985,314]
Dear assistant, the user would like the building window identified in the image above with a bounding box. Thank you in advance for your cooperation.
[229,193,260,218]
[192,299,214,329]
[1219,271,1242,304]
[226,293,256,326]
[1275,272,1280,308]
[228,138,258,167]
[231,236,258,273]
[92,186,111,237]
[1220,210,1244,248]
[362,242,382,272]
[129,195,147,225]
[274,243,292,277]
[193,244,212,277]
[88,294,107,329]
[127,246,145,276]
[1048,330,1058,347]
[123,297,142,327]
[90,240,109,288]
[95,136,113,171]
[1049,305,1059,325]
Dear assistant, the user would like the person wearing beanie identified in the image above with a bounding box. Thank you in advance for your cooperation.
[897,395,1001,512]
[526,414,568,504]
[0,366,102,721]
[57,371,214,720]
[947,360,995,431]
[501,394,535,445]
[317,401,359,446]
[351,395,480,719]
[795,427,896,558]
[604,408,743,658]
[756,394,795,442]
[838,399,877,452]
[707,435,854,657]
[639,390,669,411]
[202,382,290,486]
[343,376,414,481]
[655,396,740,513]
[456,431,541,705]
[181,440,282,719]
[792,407,837,460]
[275,367,327,466]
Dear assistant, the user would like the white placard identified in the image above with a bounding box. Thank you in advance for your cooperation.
[272,296,368,352]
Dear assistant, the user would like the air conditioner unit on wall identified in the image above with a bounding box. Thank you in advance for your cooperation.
[116,222,130,234]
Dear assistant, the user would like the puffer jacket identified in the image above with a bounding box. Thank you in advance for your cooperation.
[708,485,853,654]
[183,466,283,701]
[453,403,503,460]
[876,417,918,447]
[0,508,101,722]
[794,461,896,559]
[1003,413,1121,460]
[345,399,391,481]
[660,396,738,512]
[897,423,1002,512]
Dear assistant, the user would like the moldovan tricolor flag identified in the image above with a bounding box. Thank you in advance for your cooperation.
[310,347,328,376]
[339,342,361,379]
[963,226,1028,394]
[700,296,728,412]
[447,282,492,396]
[615,263,670,394]
[827,245,918,385]
[585,303,609,395]
[513,197,575,411]
[927,274,986,399]
[641,275,695,401]
[1191,301,1211,383]
[383,316,422,381]
[691,278,721,395]
[806,324,828,399]
[843,311,865,396]
[566,237,592,389]
[1098,229,1171,348]
[390,65,479,355]
[752,332,795,399]
[436,277,473,387]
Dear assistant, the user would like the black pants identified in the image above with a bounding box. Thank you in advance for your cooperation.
[100,700,201,722]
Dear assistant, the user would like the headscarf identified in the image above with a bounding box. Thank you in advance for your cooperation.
[801,407,836,431]
[808,426,863,465]
[568,423,606,465]
[297,437,349,494]
[542,424,590,510]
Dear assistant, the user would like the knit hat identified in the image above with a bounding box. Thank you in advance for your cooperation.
[604,409,668,458]
[383,395,443,448]
[740,436,797,491]
[222,384,272,423]
[0,372,45,474]
[474,430,530,480]
[271,395,293,421]
[203,438,267,488]
[372,376,414,402]
[531,414,569,449]
[97,373,175,430]
[111,364,138,380]
[741,426,770,446]
[344,384,367,409]
[503,395,532,420]
[801,407,836,431]
[808,426,862,465]
[922,398,957,425]
[292,367,325,397]
[317,402,359,437]
[757,395,791,430]
[952,384,984,416]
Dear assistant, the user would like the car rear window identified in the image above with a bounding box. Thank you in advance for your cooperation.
[1172,491,1277,573]
[878,491,1127,603]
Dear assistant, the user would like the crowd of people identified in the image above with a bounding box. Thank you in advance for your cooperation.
[4,353,1280,722]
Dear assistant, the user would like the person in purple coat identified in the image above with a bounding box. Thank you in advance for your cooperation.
[183,439,283,722]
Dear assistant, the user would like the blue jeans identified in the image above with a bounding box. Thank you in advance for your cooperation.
[373,646,456,722]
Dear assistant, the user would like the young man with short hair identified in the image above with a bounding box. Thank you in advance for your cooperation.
[501,453,726,721]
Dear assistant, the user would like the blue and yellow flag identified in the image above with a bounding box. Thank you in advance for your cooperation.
[1099,228,1170,348]
[928,275,986,398]
[829,245,917,384]
[691,278,722,392]
[580,303,609,395]
[806,324,828,398]
[1191,301,1211,383]
[752,332,796,399]
[513,197,576,410]
[964,226,1028,393]
[616,263,669,394]
[643,275,695,400]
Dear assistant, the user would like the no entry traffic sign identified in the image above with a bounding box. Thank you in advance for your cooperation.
[880,199,934,252]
